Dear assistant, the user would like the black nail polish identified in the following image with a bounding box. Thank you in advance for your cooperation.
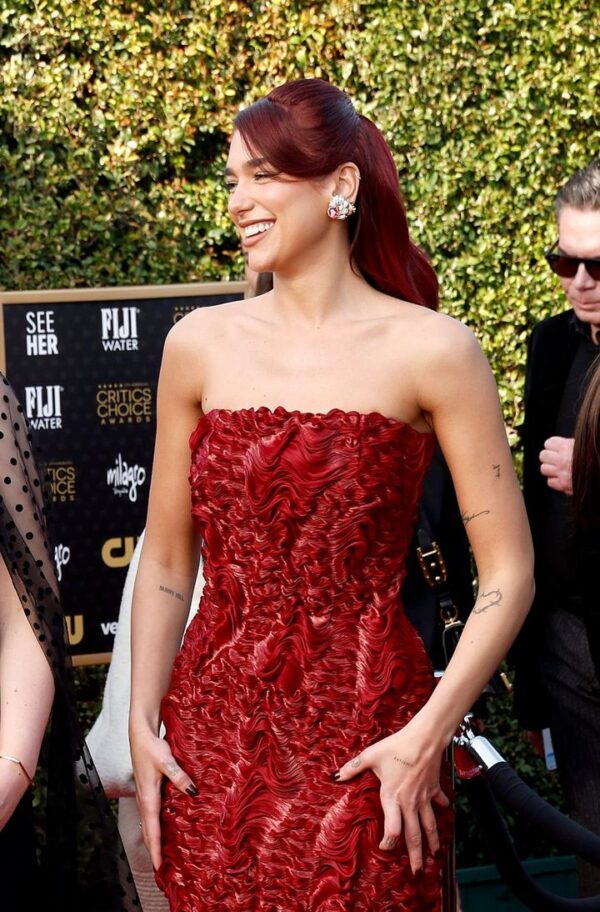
[186,784,198,796]
[329,770,341,781]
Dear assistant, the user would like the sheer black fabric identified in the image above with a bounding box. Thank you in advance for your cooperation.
[0,374,140,911]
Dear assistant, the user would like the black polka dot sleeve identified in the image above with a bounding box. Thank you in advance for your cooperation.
[0,373,140,911]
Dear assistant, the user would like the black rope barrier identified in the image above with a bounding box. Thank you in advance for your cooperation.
[487,762,600,868]
[462,775,600,912]
[457,721,600,911]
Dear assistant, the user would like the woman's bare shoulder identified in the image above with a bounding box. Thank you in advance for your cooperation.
[165,297,255,351]
[379,298,480,362]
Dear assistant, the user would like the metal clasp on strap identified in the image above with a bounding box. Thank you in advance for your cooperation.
[416,540,448,588]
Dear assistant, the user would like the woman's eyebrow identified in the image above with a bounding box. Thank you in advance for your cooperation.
[224,156,268,176]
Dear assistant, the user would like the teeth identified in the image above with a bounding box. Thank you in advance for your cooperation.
[245,221,274,238]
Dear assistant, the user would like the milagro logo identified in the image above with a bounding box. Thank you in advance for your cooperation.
[54,543,71,583]
[24,385,62,430]
[100,306,139,351]
[106,453,147,503]
[25,309,59,356]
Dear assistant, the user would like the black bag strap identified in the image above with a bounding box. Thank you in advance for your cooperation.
[415,519,460,629]
[415,505,510,695]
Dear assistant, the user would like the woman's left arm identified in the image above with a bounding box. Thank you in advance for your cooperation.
[338,316,534,872]
[413,317,534,742]
[0,555,55,830]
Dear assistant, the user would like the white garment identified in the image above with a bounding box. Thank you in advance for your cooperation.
[86,532,203,908]
[87,531,204,796]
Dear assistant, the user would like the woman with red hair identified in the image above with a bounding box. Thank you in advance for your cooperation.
[130,79,533,910]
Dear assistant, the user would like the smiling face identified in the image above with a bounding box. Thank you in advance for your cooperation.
[556,206,600,337]
[225,131,343,277]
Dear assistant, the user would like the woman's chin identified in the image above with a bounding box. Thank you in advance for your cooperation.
[246,253,277,275]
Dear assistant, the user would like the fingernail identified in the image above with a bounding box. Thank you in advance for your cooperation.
[414,867,423,879]
[329,770,341,781]
[186,784,198,796]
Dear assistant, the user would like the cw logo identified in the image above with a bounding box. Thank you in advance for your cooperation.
[65,615,84,646]
[101,536,138,568]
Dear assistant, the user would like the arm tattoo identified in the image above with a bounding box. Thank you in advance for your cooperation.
[461,509,491,527]
[473,588,503,614]
[159,584,185,603]
[493,464,501,477]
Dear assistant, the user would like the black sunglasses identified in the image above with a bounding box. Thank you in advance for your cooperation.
[545,241,600,281]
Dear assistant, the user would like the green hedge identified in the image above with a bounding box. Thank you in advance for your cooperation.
[3,0,596,867]
[1,0,599,433]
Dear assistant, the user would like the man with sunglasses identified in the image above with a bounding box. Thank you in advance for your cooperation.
[514,159,600,897]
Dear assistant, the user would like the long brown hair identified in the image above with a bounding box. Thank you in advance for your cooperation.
[573,357,600,531]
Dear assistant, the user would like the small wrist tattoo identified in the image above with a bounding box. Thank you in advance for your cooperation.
[493,464,501,478]
[393,755,416,768]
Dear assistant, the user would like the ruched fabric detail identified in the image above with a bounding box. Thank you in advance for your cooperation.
[158,407,452,911]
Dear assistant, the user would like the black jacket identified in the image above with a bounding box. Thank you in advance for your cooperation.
[521,310,580,551]
[514,309,600,728]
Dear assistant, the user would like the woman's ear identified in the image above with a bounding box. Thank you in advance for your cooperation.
[334,162,361,205]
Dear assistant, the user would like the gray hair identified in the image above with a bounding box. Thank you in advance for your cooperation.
[555,160,600,216]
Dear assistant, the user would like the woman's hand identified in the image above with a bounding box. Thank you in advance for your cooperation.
[131,727,197,870]
[0,760,31,832]
[334,721,450,875]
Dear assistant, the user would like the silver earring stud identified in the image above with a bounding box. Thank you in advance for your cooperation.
[327,194,357,220]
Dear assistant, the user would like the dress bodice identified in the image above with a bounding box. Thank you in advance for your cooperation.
[189,406,435,615]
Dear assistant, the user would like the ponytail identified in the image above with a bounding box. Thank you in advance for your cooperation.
[350,116,438,309]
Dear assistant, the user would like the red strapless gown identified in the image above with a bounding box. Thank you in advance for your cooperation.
[158,407,452,911]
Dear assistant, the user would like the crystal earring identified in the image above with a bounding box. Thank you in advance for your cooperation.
[327,194,357,220]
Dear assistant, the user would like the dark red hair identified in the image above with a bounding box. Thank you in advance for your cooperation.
[234,79,438,310]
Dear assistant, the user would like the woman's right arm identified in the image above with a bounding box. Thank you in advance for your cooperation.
[129,319,204,869]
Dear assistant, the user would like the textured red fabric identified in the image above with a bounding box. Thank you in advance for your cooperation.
[158,407,452,911]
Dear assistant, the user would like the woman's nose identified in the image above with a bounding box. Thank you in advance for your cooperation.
[228,182,252,218]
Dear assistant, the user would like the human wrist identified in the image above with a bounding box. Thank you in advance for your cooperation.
[129,709,161,741]
[402,709,454,756]
[0,753,34,787]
